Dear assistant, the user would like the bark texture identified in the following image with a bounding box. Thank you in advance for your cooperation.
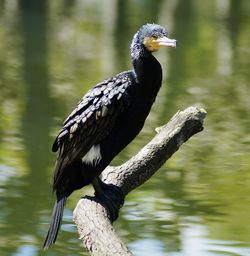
[73,106,206,256]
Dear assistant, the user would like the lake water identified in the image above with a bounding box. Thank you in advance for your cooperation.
[1,1,250,255]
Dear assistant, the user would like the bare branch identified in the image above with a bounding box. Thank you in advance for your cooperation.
[73,106,206,256]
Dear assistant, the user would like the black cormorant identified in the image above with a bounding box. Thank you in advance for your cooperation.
[44,23,176,249]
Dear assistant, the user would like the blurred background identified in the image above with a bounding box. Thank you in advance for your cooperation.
[0,0,250,255]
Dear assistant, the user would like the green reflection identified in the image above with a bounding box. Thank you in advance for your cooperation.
[0,0,250,255]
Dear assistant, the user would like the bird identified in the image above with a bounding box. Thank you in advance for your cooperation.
[44,23,176,249]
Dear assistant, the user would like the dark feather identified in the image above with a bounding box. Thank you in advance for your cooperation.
[52,71,132,190]
[44,196,66,249]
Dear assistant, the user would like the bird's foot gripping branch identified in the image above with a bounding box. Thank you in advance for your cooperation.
[92,177,125,221]
[73,106,207,256]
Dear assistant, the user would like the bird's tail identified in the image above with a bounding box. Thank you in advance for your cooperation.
[44,196,66,250]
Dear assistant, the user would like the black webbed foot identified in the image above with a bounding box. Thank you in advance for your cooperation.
[92,177,124,222]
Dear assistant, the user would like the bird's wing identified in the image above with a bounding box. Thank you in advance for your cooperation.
[52,72,133,189]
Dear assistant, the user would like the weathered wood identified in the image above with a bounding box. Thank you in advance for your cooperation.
[73,106,206,256]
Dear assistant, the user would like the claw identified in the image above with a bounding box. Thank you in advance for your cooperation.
[92,177,125,221]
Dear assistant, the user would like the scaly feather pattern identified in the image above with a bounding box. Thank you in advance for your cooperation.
[52,71,132,191]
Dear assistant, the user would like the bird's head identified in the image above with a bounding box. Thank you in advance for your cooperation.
[137,23,177,52]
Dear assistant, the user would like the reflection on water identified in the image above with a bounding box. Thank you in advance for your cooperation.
[0,0,250,255]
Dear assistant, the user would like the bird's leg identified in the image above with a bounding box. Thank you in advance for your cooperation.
[92,177,124,222]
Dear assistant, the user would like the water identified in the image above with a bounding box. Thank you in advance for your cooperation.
[0,0,250,255]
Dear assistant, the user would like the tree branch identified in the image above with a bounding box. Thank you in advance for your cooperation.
[73,106,206,256]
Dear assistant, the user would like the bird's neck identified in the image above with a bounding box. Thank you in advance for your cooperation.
[131,35,162,85]
[130,53,162,111]
[132,53,161,82]
[130,33,163,100]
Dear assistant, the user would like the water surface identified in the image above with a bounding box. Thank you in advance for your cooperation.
[0,1,250,255]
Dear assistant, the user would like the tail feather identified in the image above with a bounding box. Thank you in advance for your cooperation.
[44,197,66,250]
